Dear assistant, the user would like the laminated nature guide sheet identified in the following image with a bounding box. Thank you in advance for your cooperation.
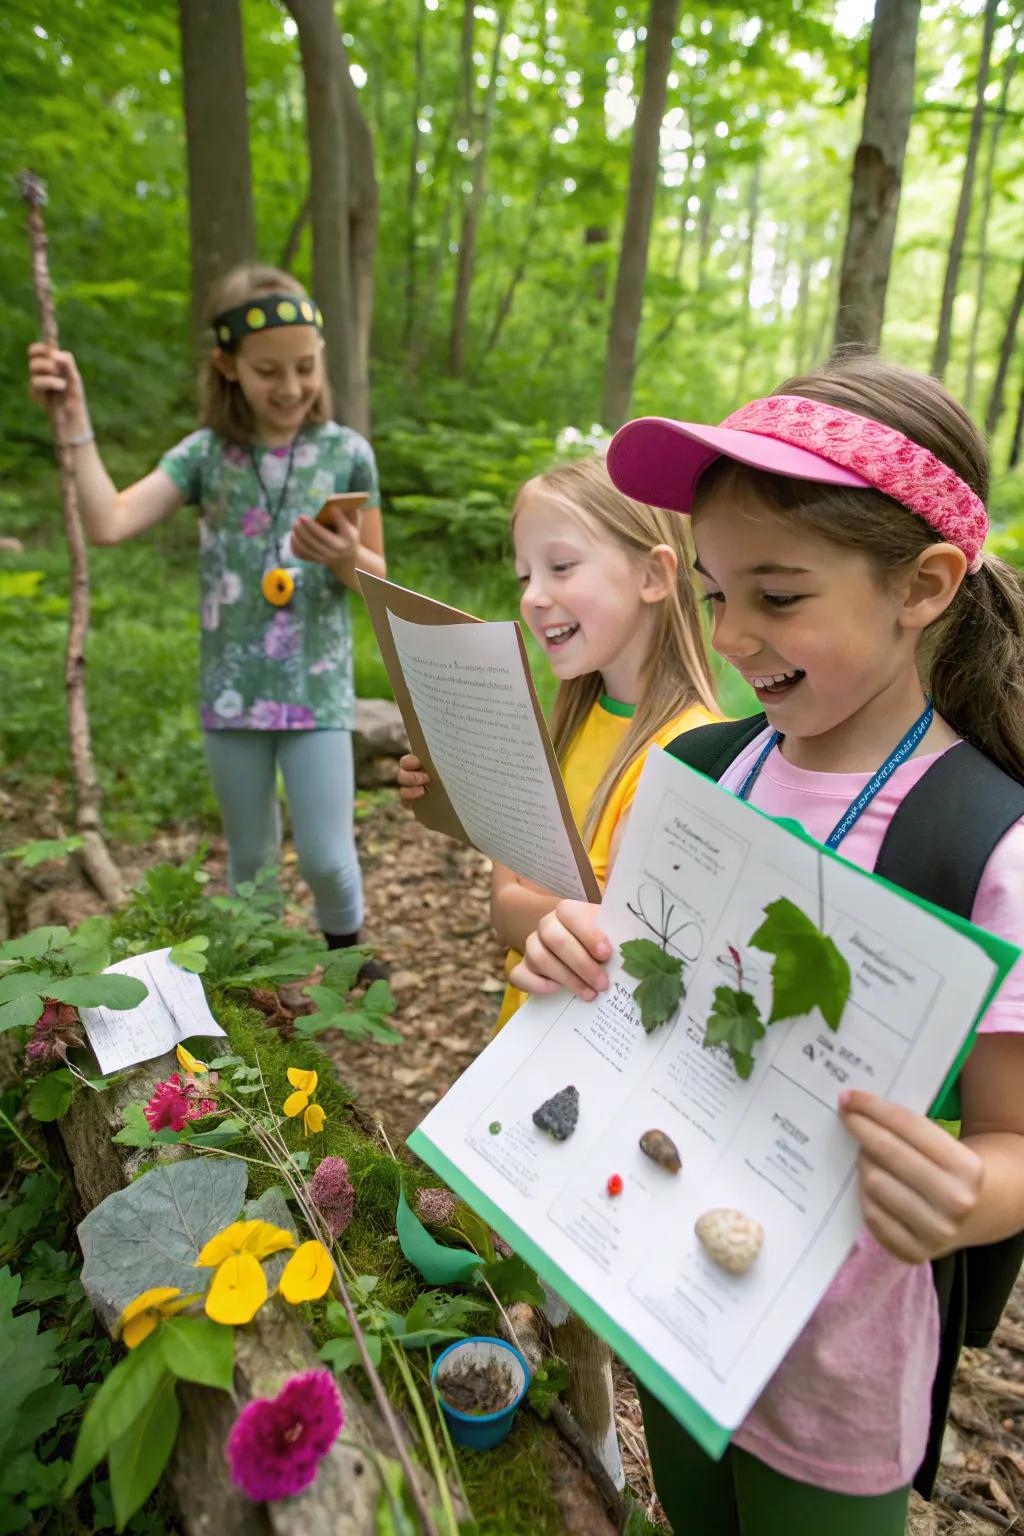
[408,747,1018,1455]
[358,571,600,901]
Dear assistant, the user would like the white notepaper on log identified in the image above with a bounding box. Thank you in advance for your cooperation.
[79,947,226,1075]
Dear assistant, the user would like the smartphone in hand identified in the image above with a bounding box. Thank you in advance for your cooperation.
[316,491,368,530]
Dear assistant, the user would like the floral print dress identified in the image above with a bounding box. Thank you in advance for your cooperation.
[159,422,379,732]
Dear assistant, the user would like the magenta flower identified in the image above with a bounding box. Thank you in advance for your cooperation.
[241,505,272,537]
[309,1157,355,1239]
[226,1369,343,1502]
[248,699,289,730]
[143,1073,216,1133]
[283,704,317,729]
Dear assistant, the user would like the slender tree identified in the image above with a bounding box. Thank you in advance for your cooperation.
[985,256,1024,439]
[286,0,379,435]
[401,0,428,349]
[1009,366,1024,470]
[178,0,256,346]
[601,0,682,430]
[833,0,920,352]
[931,0,999,381]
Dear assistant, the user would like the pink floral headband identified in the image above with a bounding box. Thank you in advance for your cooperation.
[607,393,989,573]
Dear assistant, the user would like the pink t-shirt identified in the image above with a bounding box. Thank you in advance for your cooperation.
[718,729,1024,1494]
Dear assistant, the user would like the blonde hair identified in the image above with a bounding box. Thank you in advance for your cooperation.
[516,455,717,844]
[694,356,1024,782]
[199,264,333,443]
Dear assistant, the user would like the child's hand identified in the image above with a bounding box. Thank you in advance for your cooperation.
[397,754,430,804]
[291,514,359,566]
[508,901,612,1002]
[839,1090,984,1264]
[27,343,89,427]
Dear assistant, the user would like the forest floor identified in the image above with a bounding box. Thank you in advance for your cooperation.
[5,787,1024,1534]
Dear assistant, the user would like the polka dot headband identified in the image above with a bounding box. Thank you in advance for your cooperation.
[212,293,324,351]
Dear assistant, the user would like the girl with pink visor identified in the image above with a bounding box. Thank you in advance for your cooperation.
[511,356,1024,1535]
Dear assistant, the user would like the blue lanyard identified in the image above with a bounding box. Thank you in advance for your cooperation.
[736,699,935,851]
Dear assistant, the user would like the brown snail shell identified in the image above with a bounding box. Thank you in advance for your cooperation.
[638,1128,682,1174]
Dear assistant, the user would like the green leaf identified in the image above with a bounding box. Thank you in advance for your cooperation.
[3,837,83,870]
[374,1454,420,1536]
[160,1316,234,1391]
[303,983,345,1016]
[396,1188,482,1285]
[620,938,685,1032]
[526,1358,571,1419]
[27,1069,75,1123]
[65,1333,170,1494]
[319,1331,382,1373]
[703,986,766,1080]
[47,975,148,1010]
[0,972,48,1006]
[169,935,209,974]
[363,978,395,1016]
[180,1116,245,1149]
[0,994,44,1033]
[0,1266,61,1464]
[478,1253,545,1307]
[749,897,851,1030]
[0,928,71,963]
[108,1374,179,1531]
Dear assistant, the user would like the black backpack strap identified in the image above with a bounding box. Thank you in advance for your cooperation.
[879,743,1024,1500]
[665,715,768,782]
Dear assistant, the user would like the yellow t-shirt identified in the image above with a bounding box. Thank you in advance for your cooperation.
[493,696,719,1030]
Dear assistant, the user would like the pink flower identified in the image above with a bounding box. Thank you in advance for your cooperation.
[143,1073,216,1133]
[226,1369,343,1502]
[264,611,301,660]
[241,506,272,537]
[284,704,316,729]
[248,699,289,730]
[309,1157,355,1239]
[26,1001,84,1066]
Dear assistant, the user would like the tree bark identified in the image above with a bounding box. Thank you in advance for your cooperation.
[178,0,256,348]
[286,0,379,436]
[833,0,920,353]
[965,23,1020,410]
[1009,364,1024,471]
[448,7,508,376]
[278,191,312,272]
[601,0,682,430]
[931,0,999,381]
[19,174,124,909]
[985,257,1024,439]
[401,0,428,349]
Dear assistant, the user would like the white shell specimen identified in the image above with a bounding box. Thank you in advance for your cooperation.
[695,1208,764,1275]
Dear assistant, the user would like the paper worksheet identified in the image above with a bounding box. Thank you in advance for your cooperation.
[408,747,1017,1455]
[79,948,226,1075]
[358,571,600,901]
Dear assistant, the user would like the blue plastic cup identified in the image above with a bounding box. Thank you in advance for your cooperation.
[431,1335,530,1449]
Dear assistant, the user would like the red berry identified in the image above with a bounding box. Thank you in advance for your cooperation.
[606,1173,623,1197]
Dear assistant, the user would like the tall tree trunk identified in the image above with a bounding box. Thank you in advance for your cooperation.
[178,0,256,347]
[985,257,1024,439]
[601,0,682,430]
[833,0,920,353]
[279,192,312,272]
[1009,365,1024,470]
[286,0,379,436]
[931,0,999,381]
[448,8,507,376]
[965,23,1020,410]
[580,35,611,302]
[401,0,428,350]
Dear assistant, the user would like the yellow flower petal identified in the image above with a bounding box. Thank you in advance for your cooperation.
[283,1090,309,1118]
[279,1241,334,1303]
[204,1254,267,1325]
[286,1067,318,1095]
[303,1103,326,1136]
[120,1286,182,1324]
[121,1311,158,1349]
[240,1221,296,1261]
[176,1044,207,1075]
[196,1219,295,1267]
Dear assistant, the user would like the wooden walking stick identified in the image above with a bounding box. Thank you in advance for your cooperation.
[19,171,125,907]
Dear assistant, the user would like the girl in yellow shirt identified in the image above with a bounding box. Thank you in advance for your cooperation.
[399,453,719,1028]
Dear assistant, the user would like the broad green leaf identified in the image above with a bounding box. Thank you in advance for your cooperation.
[0,994,44,1033]
[0,972,47,1006]
[0,1265,61,1463]
[620,938,682,978]
[303,983,345,1015]
[47,975,148,1010]
[749,897,851,1030]
[169,935,209,974]
[703,987,766,1080]
[0,929,70,963]
[620,938,685,1032]
[108,1374,179,1531]
[111,1104,157,1147]
[78,1159,247,1320]
[180,1116,245,1149]
[220,949,326,986]
[322,947,373,994]
[66,1334,169,1493]
[27,1069,75,1123]
[160,1316,234,1391]
[319,1332,382,1374]
[363,978,395,1016]
[3,837,83,870]
[396,1188,482,1286]
[477,1253,545,1307]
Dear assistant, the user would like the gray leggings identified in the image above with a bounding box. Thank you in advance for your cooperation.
[203,729,363,934]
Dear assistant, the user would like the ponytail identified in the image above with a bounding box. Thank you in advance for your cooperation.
[930,554,1024,783]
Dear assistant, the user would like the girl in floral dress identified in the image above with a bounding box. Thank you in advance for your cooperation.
[28,264,384,959]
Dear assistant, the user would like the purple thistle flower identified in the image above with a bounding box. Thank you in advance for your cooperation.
[226,1369,343,1502]
[415,1187,456,1227]
[309,1157,355,1240]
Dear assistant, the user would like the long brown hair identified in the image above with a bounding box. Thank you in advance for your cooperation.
[694,356,1024,781]
[199,264,333,443]
[517,456,717,844]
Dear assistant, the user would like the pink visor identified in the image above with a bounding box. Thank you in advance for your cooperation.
[606,393,989,570]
